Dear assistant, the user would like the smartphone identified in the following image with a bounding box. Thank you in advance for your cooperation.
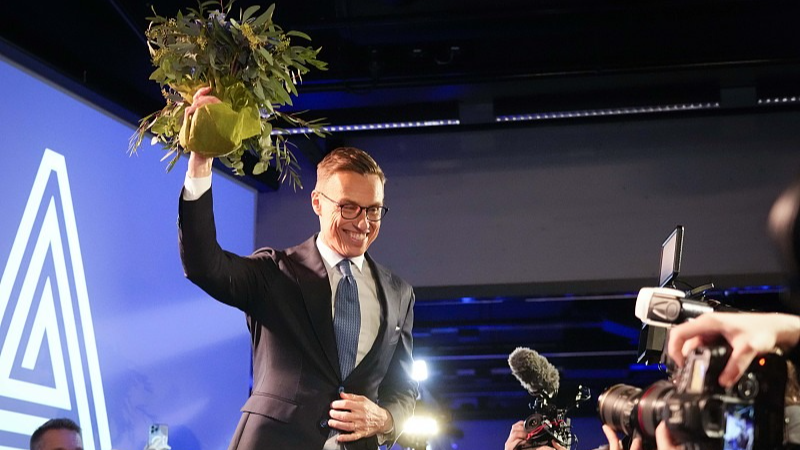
[148,424,169,447]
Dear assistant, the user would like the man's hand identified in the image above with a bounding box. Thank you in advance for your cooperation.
[185,87,220,178]
[329,392,392,442]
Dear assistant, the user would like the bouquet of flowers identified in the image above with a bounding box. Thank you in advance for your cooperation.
[129,1,327,188]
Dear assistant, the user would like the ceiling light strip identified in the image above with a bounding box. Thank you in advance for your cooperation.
[272,119,461,135]
[495,102,720,123]
[757,96,800,105]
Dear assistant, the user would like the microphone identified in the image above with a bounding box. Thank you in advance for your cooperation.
[635,287,736,327]
[508,347,560,398]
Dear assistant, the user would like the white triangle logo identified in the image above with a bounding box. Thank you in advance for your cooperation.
[0,149,111,450]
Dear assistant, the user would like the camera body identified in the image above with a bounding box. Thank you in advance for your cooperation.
[515,386,590,450]
[519,400,571,449]
[599,344,787,450]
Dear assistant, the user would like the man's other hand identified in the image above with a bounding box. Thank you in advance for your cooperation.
[329,392,392,442]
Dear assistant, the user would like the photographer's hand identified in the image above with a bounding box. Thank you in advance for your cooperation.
[654,422,680,450]
[602,425,642,450]
[667,312,800,387]
[505,420,527,450]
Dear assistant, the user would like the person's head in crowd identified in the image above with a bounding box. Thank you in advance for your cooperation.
[312,146,387,258]
[29,418,82,450]
[768,174,800,311]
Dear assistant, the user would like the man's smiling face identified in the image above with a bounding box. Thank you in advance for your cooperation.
[312,171,384,258]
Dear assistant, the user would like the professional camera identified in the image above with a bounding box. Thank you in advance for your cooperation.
[598,344,787,450]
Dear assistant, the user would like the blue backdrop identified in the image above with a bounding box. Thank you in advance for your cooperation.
[0,55,255,450]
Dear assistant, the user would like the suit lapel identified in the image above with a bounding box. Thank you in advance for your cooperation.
[289,240,401,382]
[350,254,396,378]
[289,236,341,379]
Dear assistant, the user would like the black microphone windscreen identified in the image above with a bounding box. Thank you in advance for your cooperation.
[508,347,560,397]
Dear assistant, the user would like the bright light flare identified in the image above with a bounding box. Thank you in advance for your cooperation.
[412,360,428,381]
[403,415,439,437]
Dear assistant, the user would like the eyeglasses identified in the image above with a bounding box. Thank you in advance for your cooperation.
[317,191,389,221]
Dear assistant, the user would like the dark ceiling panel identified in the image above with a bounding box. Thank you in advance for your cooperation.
[3,0,799,121]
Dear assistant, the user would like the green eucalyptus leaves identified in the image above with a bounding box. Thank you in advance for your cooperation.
[129,1,327,188]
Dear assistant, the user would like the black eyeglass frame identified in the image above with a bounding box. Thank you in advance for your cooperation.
[316,191,389,222]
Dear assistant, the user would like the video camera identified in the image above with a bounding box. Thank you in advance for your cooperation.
[519,388,592,450]
[598,225,790,450]
[508,347,591,449]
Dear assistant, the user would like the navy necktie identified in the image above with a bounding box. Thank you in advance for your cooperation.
[334,260,360,380]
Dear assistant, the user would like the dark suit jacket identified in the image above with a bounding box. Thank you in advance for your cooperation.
[178,188,418,450]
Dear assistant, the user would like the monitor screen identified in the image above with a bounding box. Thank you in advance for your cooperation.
[723,403,755,450]
[659,225,684,287]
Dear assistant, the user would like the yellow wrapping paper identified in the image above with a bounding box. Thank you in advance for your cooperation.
[179,102,261,157]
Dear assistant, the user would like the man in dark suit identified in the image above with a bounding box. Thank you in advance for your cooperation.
[178,88,417,450]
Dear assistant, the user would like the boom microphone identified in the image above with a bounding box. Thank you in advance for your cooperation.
[508,347,560,398]
[635,287,737,327]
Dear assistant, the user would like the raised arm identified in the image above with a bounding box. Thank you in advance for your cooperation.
[178,87,271,312]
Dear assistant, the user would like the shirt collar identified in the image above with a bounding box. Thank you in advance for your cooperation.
[315,235,366,273]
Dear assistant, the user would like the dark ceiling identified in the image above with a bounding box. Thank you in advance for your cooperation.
[2,0,799,436]
[3,0,800,125]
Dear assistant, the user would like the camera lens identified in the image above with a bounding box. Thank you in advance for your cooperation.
[524,413,543,430]
[636,380,673,438]
[598,380,674,439]
[521,413,555,448]
[598,384,641,436]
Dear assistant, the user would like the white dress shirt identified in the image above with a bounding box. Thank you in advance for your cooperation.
[315,236,381,367]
